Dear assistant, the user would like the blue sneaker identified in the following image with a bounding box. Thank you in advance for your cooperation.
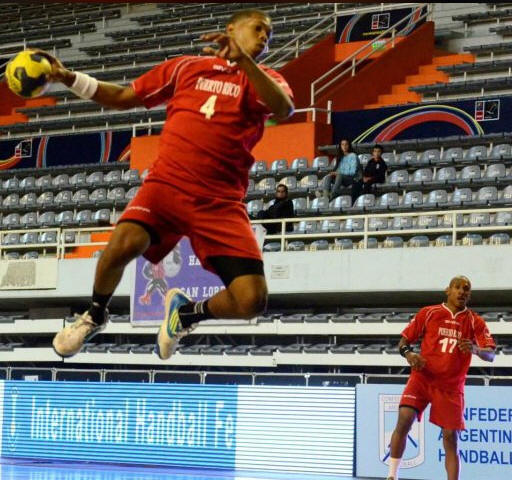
[156,288,196,360]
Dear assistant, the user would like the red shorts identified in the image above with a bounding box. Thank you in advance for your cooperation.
[118,179,262,272]
[400,375,465,430]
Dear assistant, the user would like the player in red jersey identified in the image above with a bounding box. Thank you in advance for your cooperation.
[45,9,294,358]
[385,276,496,480]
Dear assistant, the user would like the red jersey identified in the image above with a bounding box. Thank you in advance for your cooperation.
[402,304,495,393]
[132,55,293,200]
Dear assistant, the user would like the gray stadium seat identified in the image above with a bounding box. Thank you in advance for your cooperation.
[72,189,90,206]
[3,193,19,208]
[3,177,19,191]
[426,190,449,207]
[468,212,491,227]
[20,212,38,228]
[251,345,279,356]
[320,219,341,233]
[310,239,329,251]
[247,179,255,192]
[39,231,57,243]
[312,156,330,172]
[226,345,255,355]
[351,194,375,211]
[304,343,331,354]
[90,188,108,203]
[250,161,267,177]
[38,211,56,227]
[375,192,399,210]
[76,210,93,225]
[461,165,481,181]
[310,196,330,214]
[20,232,38,245]
[123,169,140,184]
[299,174,318,193]
[358,344,387,354]
[491,143,511,159]
[63,231,76,244]
[411,168,433,183]
[386,312,413,322]
[105,170,123,185]
[23,251,39,259]
[37,191,54,207]
[296,220,318,234]
[462,233,483,246]
[20,193,37,207]
[334,238,353,249]
[52,174,70,188]
[125,186,139,200]
[292,197,307,215]
[402,191,423,208]
[368,217,389,231]
[381,152,397,166]
[494,211,512,225]
[290,157,314,174]
[344,217,364,232]
[388,169,409,184]
[36,175,52,189]
[56,211,76,226]
[391,216,414,230]
[359,313,384,323]
[489,233,510,245]
[409,235,429,247]
[331,313,358,323]
[20,176,36,191]
[270,159,293,176]
[400,151,417,165]
[305,313,331,323]
[358,153,372,166]
[70,172,87,187]
[87,171,105,186]
[464,145,488,161]
[256,177,275,193]
[5,252,20,260]
[280,176,297,193]
[246,199,263,217]
[287,241,305,251]
[483,163,506,180]
[3,213,20,229]
[417,214,438,229]
[442,147,463,163]
[2,233,20,246]
[327,195,352,214]
[420,149,441,164]
[474,186,498,205]
[93,209,111,225]
[263,242,280,252]
[54,190,73,206]
[383,236,404,248]
[280,314,304,323]
[435,166,457,183]
[451,188,473,205]
[360,237,378,249]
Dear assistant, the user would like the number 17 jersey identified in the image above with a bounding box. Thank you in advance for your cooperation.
[401,304,495,392]
[132,55,293,200]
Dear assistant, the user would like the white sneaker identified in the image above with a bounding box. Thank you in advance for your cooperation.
[52,310,107,357]
[155,289,197,360]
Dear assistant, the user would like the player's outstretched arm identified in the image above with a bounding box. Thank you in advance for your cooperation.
[34,49,143,110]
[201,33,294,120]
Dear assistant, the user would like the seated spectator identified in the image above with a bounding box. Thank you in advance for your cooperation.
[362,144,387,193]
[321,138,362,202]
[257,183,294,234]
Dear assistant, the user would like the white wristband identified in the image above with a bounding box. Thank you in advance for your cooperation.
[69,71,99,100]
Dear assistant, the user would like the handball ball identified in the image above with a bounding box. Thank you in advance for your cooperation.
[5,50,52,98]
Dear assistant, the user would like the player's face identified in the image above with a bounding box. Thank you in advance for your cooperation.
[372,147,383,159]
[340,140,350,154]
[230,15,272,59]
[446,279,471,309]
[275,185,287,199]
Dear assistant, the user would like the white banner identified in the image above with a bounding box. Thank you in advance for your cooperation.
[0,259,58,290]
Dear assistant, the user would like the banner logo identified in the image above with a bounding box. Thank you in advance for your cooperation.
[379,394,425,468]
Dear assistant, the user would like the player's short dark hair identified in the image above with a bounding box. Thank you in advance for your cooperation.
[276,183,288,194]
[227,9,270,26]
[373,144,383,152]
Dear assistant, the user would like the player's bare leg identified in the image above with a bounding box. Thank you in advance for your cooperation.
[53,222,151,356]
[442,429,460,480]
[156,273,267,359]
[386,406,416,480]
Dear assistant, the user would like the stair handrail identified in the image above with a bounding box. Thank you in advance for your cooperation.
[265,3,425,69]
[310,3,431,106]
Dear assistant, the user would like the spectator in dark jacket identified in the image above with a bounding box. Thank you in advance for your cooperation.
[362,144,387,194]
[257,183,294,234]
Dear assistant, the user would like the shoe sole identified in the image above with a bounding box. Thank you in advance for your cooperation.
[53,322,106,358]
[156,288,191,360]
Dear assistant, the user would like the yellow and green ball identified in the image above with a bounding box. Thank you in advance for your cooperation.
[5,50,52,98]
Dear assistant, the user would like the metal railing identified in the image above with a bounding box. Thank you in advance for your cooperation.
[2,206,512,260]
[310,3,430,105]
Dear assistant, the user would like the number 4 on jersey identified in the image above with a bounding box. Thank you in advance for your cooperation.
[200,95,217,119]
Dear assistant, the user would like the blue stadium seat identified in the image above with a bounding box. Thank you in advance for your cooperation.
[56,211,76,226]
[400,151,417,165]
[3,193,19,208]
[344,217,364,232]
[391,216,414,230]
[263,242,280,252]
[460,165,481,181]
[2,233,20,246]
[246,199,263,217]
[434,166,457,184]
[326,195,352,214]
[417,214,438,229]
[375,192,399,211]
[383,236,404,248]
[270,159,294,176]
[334,238,353,249]
[409,235,429,247]
[388,169,409,184]
[299,174,319,194]
[494,211,512,225]
[20,232,38,245]
[489,233,510,245]
[482,163,506,181]
[125,186,139,200]
[20,176,36,191]
[368,217,389,231]
[310,239,329,251]
[3,177,19,192]
[350,194,375,213]
[450,188,473,206]
[36,174,52,189]
[105,170,123,186]
[123,169,140,184]
[490,143,511,159]
[420,149,441,164]
[462,233,483,246]
[54,190,74,206]
[402,191,423,208]
[39,231,57,243]
[426,189,449,207]
[292,197,307,215]
[37,191,54,207]
[312,156,331,172]
[279,175,298,193]
[464,145,488,161]
[20,212,38,229]
[52,174,70,188]
[442,147,463,163]
[76,210,93,225]
[287,241,305,251]
[410,168,433,184]
[320,219,341,233]
[250,160,267,177]
[296,220,318,234]
[20,192,37,208]
[37,211,56,227]
[468,212,491,227]
[307,197,329,215]
[70,172,87,187]
[3,213,20,230]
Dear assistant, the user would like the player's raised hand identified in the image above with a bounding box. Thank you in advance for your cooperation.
[457,338,474,354]
[200,32,247,62]
[406,352,426,370]
[29,48,69,83]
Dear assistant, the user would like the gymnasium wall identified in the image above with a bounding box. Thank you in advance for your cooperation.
[0,381,354,476]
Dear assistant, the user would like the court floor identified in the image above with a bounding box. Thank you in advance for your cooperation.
[0,459,376,480]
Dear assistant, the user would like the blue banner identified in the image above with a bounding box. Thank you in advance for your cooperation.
[0,381,355,475]
[356,384,512,479]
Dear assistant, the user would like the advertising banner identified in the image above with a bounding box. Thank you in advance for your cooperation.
[0,381,355,475]
[356,384,512,480]
[336,6,427,43]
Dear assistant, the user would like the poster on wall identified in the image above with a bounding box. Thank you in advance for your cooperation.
[357,384,512,480]
[332,97,509,145]
[336,6,427,43]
